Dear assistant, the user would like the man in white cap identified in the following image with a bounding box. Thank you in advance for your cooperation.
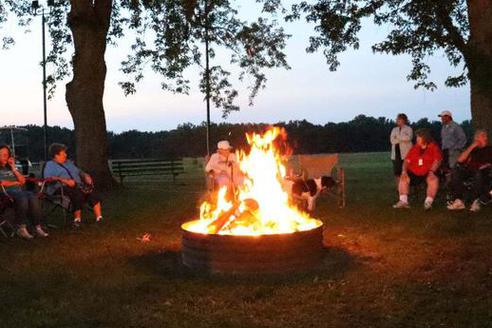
[439,110,466,170]
[205,140,240,189]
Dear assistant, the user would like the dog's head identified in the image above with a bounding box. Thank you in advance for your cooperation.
[321,176,336,189]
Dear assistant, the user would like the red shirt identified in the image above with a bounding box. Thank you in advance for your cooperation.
[405,143,442,176]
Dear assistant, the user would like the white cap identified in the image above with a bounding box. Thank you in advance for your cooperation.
[438,110,453,118]
[217,140,232,150]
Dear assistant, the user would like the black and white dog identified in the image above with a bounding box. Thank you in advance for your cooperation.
[285,176,336,212]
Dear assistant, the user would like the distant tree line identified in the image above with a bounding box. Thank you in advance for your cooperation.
[3,115,474,161]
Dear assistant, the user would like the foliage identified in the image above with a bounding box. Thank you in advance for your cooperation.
[286,0,470,90]
[0,0,289,115]
[15,115,474,161]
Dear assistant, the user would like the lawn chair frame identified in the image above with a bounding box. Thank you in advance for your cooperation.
[39,162,72,228]
[0,185,14,238]
[289,154,346,208]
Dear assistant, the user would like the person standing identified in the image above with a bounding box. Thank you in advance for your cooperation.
[390,113,413,189]
[439,110,467,170]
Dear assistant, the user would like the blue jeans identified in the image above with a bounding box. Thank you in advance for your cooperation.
[7,190,42,227]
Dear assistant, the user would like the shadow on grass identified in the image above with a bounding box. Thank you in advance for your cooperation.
[128,246,358,286]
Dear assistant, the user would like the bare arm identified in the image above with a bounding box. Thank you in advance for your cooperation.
[430,160,442,173]
[457,142,478,164]
[1,159,25,187]
[51,176,77,188]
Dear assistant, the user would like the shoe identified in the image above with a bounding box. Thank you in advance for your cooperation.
[447,199,466,210]
[393,201,410,209]
[96,217,104,224]
[470,199,481,212]
[72,220,82,229]
[424,201,433,211]
[16,225,33,240]
[35,225,49,237]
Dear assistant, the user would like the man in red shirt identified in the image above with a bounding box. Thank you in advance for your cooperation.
[393,129,442,210]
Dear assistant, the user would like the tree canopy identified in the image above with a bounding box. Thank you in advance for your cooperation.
[1,0,290,115]
[13,116,474,161]
[286,0,470,89]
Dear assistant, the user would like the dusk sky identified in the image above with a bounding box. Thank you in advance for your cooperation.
[0,3,470,133]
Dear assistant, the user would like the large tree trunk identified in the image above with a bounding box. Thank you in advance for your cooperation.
[66,0,113,190]
[467,0,492,130]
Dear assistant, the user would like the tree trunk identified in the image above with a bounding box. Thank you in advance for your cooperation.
[467,0,492,130]
[66,0,113,190]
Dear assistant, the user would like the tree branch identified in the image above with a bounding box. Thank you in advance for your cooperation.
[435,5,468,56]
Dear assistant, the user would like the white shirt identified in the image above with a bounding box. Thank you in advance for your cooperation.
[205,152,238,176]
[390,125,413,160]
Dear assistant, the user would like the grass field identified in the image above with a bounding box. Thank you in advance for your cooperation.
[1,152,492,328]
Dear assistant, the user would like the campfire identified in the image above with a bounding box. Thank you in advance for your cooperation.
[182,127,323,236]
[181,127,324,273]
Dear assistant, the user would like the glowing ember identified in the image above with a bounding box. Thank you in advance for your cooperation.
[183,127,323,236]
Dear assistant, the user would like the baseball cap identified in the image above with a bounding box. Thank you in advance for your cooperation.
[217,140,232,150]
[438,110,453,118]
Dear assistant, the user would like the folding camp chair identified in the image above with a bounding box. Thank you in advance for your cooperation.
[291,154,346,208]
[39,163,72,228]
[0,185,15,238]
[39,181,72,228]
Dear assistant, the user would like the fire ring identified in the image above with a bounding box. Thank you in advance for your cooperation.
[181,221,324,274]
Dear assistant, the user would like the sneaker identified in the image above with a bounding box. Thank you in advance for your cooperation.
[470,199,481,212]
[72,220,82,229]
[393,201,410,209]
[35,225,49,237]
[424,201,433,211]
[16,225,33,240]
[95,216,104,224]
[447,199,466,210]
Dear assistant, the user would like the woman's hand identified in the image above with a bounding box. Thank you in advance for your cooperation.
[83,174,93,186]
[7,157,16,169]
[65,179,77,188]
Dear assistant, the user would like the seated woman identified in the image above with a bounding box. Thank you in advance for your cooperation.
[0,145,48,239]
[43,143,103,228]
[393,129,442,210]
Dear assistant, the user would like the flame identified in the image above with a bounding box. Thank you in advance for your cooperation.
[183,127,322,236]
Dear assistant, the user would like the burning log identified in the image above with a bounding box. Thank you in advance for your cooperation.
[207,203,240,234]
[207,198,259,234]
[185,127,322,236]
[181,127,324,273]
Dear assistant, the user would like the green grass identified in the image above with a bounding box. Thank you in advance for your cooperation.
[1,152,492,327]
